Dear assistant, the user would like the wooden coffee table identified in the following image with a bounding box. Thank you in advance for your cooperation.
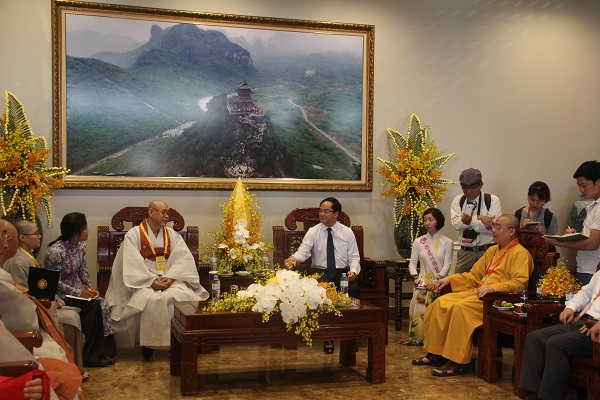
[170,300,386,395]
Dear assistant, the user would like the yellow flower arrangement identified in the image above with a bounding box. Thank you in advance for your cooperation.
[203,178,272,273]
[0,92,69,225]
[541,261,580,298]
[203,269,355,345]
[377,114,454,244]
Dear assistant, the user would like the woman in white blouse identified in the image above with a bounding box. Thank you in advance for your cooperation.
[403,208,453,346]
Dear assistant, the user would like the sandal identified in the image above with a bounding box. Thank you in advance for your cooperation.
[431,361,469,377]
[81,371,89,382]
[411,353,447,367]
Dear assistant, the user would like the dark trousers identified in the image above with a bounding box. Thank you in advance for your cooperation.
[313,268,360,299]
[519,319,594,400]
[64,297,116,365]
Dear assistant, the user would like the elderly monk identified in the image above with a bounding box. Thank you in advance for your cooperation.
[0,219,84,400]
[106,200,208,359]
[412,214,533,376]
[4,219,85,376]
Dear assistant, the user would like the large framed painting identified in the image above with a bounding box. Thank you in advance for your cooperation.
[51,0,374,190]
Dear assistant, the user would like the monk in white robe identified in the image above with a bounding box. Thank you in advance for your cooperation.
[413,214,533,376]
[106,201,208,356]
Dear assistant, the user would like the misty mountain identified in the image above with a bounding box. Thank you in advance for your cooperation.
[226,30,363,59]
[66,29,142,58]
[92,23,256,81]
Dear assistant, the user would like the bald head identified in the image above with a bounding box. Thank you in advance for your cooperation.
[492,214,520,247]
[0,220,18,267]
[147,200,170,232]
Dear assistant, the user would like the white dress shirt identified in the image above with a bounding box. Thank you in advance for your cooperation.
[292,221,361,276]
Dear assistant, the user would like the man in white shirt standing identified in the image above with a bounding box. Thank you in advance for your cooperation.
[545,160,600,286]
[450,168,502,274]
[285,197,361,354]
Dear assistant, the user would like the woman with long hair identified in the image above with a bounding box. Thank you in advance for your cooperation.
[43,212,116,367]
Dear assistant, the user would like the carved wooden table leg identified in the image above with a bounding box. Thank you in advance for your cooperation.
[170,323,182,377]
[482,323,499,382]
[366,323,386,383]
[513,326,528,397]
[180,333,200,395]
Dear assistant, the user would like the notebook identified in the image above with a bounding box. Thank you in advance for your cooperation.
[27,268,60,300]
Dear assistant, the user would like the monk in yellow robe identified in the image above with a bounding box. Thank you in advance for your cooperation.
[413,214,533,376]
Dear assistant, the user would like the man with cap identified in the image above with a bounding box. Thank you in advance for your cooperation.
[450,168,502,274]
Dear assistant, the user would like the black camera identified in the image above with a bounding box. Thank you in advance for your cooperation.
[463,228,479,240]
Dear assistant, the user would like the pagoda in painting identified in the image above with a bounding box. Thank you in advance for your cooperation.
[227,80,260,115]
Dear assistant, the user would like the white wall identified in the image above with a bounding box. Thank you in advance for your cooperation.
[1,0,599,283]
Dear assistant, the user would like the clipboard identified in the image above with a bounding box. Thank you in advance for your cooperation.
[27,268,60,300]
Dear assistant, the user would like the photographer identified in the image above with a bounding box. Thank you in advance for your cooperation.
[450,168,502,274]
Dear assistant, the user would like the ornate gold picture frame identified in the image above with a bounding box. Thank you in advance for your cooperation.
[52,0,374,190]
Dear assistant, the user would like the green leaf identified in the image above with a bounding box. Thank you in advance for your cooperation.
[4,92,32,140]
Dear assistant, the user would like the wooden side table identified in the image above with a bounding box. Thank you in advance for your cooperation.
[480,298,564,398]
[384,259,410,330]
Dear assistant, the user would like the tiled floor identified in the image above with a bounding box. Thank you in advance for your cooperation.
[82,324,581,399]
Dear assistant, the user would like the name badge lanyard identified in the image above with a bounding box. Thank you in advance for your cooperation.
[19,246,40,267]
[574,286,600,322]
[478,242,518,287]
[139,223,169,271]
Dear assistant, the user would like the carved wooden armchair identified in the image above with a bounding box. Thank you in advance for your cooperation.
[517,230,559,292]
[0,329,42,377]
[273,207,388,334]
[96,206,199,297]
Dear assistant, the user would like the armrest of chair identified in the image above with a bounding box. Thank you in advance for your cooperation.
[358,258,386,290]
[583,318,600,363]
[521,301,565,331]
[11,330,43,353]
[0,360,38,377]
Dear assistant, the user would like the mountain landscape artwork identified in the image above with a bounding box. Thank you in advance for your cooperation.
[54,5,373,190]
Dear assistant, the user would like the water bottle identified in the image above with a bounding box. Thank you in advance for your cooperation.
[536,279,543,299]
[565,284,574,302]
[211,274,221,300]
[261,249,270,270]
[210,249,218,272]
[340,273,349,294]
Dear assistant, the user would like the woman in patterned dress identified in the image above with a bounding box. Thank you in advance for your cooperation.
[403,208,453,346]
[43,212,116,367]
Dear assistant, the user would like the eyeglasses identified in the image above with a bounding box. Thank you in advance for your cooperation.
[492,224,513,231]
[21,232,40,236]
[528,197,545,206]
[318,209,335,214]
[151,208,171,216]
[461,184,480,192]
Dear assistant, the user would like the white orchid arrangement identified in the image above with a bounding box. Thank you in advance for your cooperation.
[203,269,354,345]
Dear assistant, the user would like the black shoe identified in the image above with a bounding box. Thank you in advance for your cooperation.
[142,346,154,360]
[323,341,334,354]
[83,359,112,368]
[102,357,115,365]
